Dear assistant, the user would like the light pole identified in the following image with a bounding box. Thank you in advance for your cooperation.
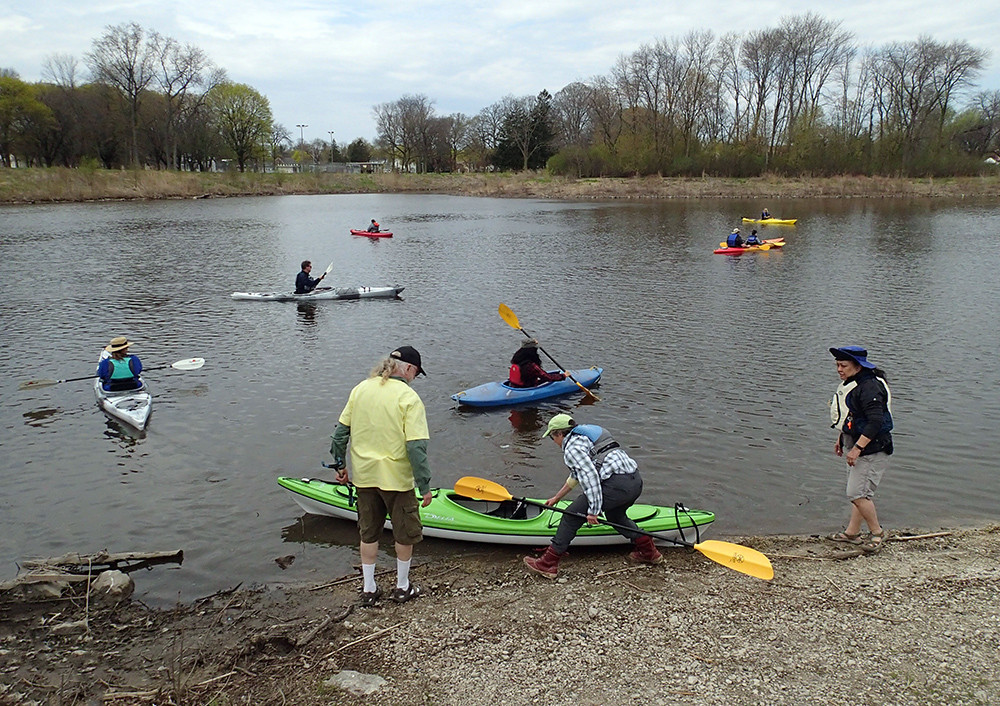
[295,124,308,145]
[327,131,335,163]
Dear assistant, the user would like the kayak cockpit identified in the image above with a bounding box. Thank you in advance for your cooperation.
[447,494,546,520]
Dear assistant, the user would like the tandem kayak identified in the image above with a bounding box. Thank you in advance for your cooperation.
[94,379,151,430]
[741,217,797,225]
[451,367,602,407]
[277,476,715,546]
[714,238,785,255]
[350,229,393,238]
[231,285,404,302]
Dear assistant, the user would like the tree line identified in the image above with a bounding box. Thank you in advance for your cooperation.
[373,13,1000,177]
[2,14,999,176]
[0,22,373,172]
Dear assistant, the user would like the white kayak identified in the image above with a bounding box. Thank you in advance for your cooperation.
[231,285,404,302]
[94,379,151,430]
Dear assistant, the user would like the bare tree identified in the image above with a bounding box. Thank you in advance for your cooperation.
[85,22,157,167]
[150,32,218,169]
[551,82,594,149]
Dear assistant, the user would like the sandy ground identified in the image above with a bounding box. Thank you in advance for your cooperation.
[2,525,998,706]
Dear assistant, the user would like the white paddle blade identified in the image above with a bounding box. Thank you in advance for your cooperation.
[323,262,335,277]
[171,357,205,370]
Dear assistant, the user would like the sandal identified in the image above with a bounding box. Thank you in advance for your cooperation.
[827,530,863,544]
[390,583,422,604]
[359,587,382,607]
[861,529,888,554]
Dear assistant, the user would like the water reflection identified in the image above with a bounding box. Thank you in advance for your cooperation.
[296,302,318,326]
[22,407,61,427]
[281,514,359,547]
[102,418,146,446]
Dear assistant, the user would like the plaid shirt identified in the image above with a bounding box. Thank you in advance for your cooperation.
[561,432,638,515]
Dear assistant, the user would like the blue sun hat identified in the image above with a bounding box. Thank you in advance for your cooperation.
[829,345,876,369]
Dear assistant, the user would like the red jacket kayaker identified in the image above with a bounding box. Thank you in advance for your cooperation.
[508,340,566,387]
[367,219,380,233]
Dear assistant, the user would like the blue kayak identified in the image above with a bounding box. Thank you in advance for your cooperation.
[451,367,602,407]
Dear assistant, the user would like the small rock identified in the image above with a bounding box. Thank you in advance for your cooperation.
[323,670,388,695]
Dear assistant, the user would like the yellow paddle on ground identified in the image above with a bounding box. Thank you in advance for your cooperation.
[497,303,599,401]
[454,476,774,581]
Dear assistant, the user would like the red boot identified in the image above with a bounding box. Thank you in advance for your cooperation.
[628,535,663,565]
[524,546,562,578]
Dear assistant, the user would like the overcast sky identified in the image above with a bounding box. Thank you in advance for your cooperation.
[3,1,998,146]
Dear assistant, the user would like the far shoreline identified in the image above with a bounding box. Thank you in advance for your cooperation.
[2,168,999,205]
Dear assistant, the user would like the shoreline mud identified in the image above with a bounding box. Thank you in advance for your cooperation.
[2,524,997,705]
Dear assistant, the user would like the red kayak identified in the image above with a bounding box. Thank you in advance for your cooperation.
[350,229,393,238]
[714,237,784,255]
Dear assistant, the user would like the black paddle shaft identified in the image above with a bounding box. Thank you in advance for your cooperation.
[514,495,700,549]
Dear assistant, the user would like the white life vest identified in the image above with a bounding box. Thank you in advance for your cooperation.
[830,377,892,431]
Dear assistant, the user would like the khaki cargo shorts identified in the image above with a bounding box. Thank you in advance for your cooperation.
[356,487,424,545]
[846,453,889,501]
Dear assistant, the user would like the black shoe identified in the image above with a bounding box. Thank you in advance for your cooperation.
[359,587,382,606]
[390,583,422,603]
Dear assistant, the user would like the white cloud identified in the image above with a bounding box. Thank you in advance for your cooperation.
[3,0,998,143]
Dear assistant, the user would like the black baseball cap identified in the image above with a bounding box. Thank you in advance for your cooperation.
[390,345,426,375]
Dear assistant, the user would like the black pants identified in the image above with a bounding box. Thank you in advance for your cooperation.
[551,472,643,553]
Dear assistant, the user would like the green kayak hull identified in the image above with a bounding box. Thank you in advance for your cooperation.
[277,477,715,547]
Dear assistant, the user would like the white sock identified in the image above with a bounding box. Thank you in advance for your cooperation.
[362,563,377,593]
[396,558,411,590]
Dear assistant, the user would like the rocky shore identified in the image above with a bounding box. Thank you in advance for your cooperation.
[2,525,998,706]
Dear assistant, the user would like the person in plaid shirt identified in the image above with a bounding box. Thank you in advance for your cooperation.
[524,414,662,578]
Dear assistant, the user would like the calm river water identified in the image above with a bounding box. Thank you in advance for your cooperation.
[1,193,998,604]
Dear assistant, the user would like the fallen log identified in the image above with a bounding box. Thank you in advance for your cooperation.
[22,549,183,570]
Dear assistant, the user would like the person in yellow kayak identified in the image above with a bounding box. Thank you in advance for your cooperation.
[761,207,772,220]
[725,227,745,248]
[97,336,143,391]
[523,414,662,579]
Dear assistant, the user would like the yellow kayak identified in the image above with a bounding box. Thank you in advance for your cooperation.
[742,217,797,225]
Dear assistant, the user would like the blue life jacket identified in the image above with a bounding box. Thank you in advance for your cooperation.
[568,425,621,469]
[726,233,742,247]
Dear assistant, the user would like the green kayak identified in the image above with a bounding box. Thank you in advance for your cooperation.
[277,476,715,547]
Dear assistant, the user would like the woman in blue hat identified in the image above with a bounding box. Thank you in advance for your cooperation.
[828,346,893,553]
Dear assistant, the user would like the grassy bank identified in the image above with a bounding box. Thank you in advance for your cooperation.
[1,167,998,204]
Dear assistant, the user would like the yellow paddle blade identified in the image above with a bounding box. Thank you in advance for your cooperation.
[693,540,774,580]
[454,476,514,502]
[758,244,771,251]
[719,242,727,248]
[498,303,521,330]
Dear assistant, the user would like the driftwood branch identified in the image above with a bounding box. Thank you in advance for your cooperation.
[0,572,91,591]
[22,549,183,570]
[892,531,952,541]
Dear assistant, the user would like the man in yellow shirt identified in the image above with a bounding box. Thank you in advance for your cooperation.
[329,346,432,606]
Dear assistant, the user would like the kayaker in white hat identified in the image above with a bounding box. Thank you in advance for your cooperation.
[96,336,143,391]
[523,414,662,579]
[726,227,744,248]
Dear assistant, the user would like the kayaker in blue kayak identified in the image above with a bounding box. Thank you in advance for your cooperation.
[366,219,380,233]
[745,229,762,246]
[508,339,566,388]
[329,345,431,606]
[97,336,143,391]
[827,346,893,554]
[726,228,745,248]
[294,260,326,294]
[523,414,662,579]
